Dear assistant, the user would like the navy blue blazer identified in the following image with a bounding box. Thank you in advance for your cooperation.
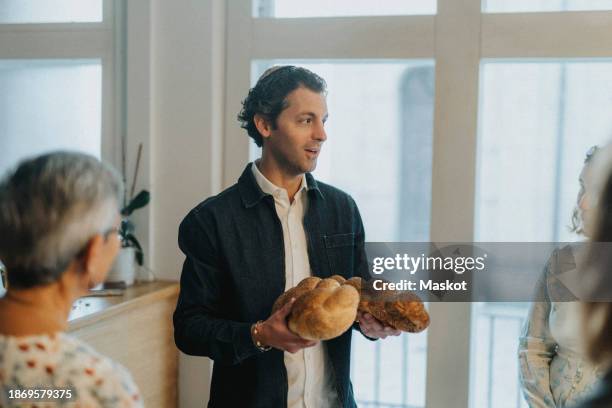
[173,163,371,407]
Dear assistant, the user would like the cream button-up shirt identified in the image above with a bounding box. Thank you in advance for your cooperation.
[252,161,339,408]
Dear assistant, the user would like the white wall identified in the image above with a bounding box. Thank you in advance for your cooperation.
[137,1,226,406]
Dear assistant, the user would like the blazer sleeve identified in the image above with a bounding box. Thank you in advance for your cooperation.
[173,209,260,365]
[353,198,372,283]
[518,252,558,408]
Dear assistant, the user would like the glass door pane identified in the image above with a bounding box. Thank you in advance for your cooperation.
[471,60,612,408]
[251,60,435,408]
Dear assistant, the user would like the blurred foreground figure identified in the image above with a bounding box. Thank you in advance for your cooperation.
[519,146,604,408]
[0,151,143,407]
[576,144,612,408]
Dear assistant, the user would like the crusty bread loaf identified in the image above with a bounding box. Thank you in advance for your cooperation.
[272,275,429,340]
[273,276,359,340]
[351,276,430,333]
[272,276,321,313]
[363,291,429,332]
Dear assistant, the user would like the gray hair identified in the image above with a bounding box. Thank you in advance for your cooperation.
[0,151,123,288]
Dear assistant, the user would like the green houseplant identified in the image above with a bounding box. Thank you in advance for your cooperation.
[106,143,150,285]
[119,189,150,266]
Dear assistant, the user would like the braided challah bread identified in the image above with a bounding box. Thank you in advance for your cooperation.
[272,276,360,340]
[273,275,429,340]
[344,276,430,333]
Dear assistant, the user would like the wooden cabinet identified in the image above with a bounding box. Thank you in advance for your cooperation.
[68,281,179,408]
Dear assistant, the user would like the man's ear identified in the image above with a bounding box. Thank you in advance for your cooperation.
[254,114,273,140]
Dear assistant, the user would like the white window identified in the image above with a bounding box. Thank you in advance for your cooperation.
[225,1,612,407]
[0,0,102,23]
[484,0,612,13]
[0,0,122,177]
[471,60,612,408]
[250,60,434,407]
[253,0,436,18]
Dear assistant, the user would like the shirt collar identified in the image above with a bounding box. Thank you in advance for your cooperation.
[238,163,324,209]
[251,160,308,200]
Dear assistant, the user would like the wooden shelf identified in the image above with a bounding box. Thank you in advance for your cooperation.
[68,280,180,408]
[68,281,179,330]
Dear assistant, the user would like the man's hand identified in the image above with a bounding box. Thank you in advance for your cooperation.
[257,299,318,353]
[357,311,401,339]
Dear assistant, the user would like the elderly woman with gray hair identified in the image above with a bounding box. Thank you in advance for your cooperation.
[0,152,142,407]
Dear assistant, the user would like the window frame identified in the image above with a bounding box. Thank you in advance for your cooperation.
[224,2,612,408]
[0,0,125,172]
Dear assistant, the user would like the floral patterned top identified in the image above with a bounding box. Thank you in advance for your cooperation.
[519,244,604,407]
[0,332,143,407]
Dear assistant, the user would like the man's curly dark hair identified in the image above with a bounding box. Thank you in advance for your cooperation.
[238,65,327,147]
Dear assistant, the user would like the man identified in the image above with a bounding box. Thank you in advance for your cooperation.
[174,66,399,408]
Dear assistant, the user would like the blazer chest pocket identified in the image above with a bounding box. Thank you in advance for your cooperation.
[323,233,356,276]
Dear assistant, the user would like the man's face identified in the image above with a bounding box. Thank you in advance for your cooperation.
[263,86,328,175]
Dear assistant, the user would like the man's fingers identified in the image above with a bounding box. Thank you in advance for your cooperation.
[383,327,401,336]
[292,337,318,347]
[283,340,317,353]
[360,313,382,329]
[360,318,404,339]
[366,320,384,332]
[284,329,308,342]
[276,298,295,318]
[360,314,402,336]
[358,314,370,325]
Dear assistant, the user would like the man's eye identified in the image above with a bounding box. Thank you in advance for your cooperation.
[301,118,312,124]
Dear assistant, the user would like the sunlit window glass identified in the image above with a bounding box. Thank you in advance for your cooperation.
[471,60,612,408]
[484,0,612,13]
[0,59,102,177]
[0,0,102,23]
[251,60,435,408]
[254,0,436,18]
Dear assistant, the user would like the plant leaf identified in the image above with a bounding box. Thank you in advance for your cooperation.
[124,233,142,251]
[121,190,150,216]
[124,233,144,266]
[134,249,144,266]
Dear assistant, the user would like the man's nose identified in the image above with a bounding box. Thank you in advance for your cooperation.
[313,121,327,142]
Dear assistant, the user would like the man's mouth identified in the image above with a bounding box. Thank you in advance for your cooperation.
[305,147,320,155]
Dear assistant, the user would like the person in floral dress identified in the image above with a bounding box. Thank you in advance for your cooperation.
[0,152,142,407]
[519,146,604,407]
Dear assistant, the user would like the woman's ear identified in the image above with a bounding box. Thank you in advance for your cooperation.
[79,234,106,288]
[254,114,273,140]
